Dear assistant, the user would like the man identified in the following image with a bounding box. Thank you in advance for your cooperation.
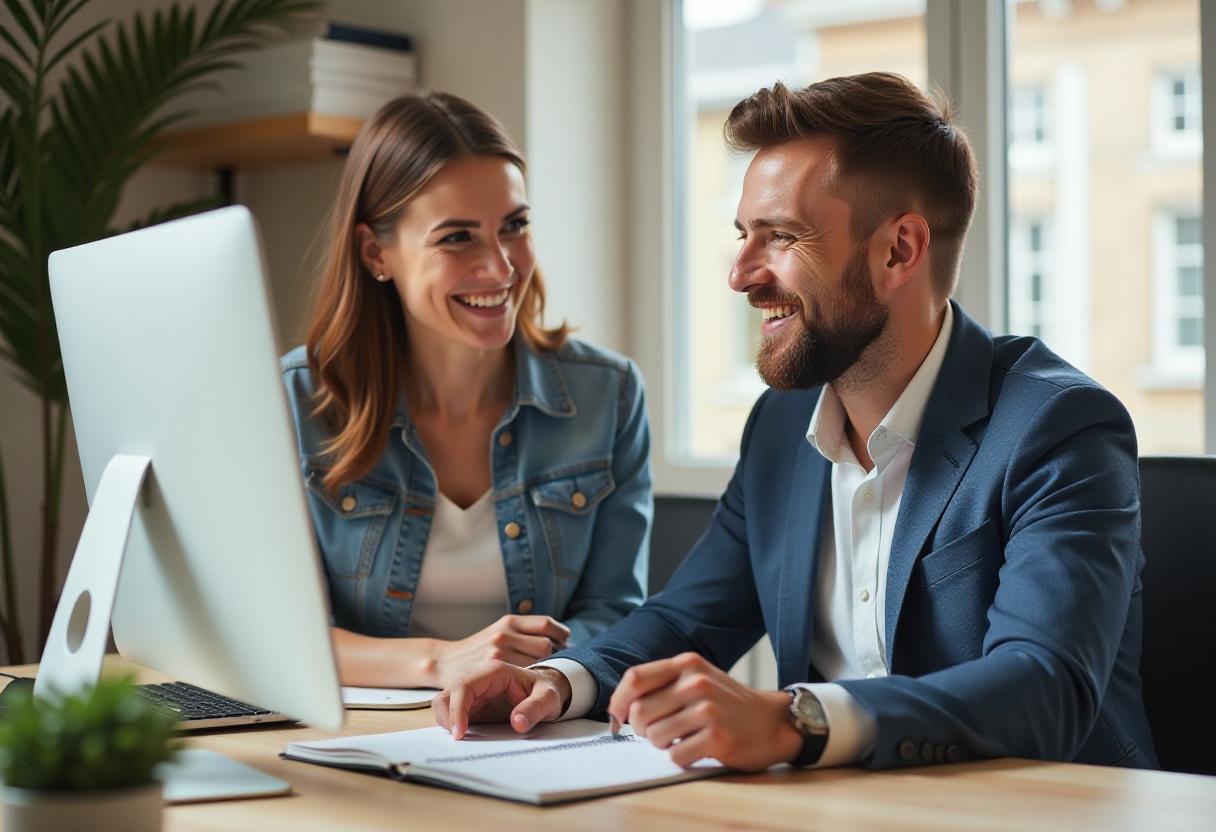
[433,72,1157,772]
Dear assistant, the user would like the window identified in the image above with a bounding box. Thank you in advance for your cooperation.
[1010,84,1049,147]
[1008,218,1052,340]
[1007,0,1203,453]
[1153,67,1202,155]
[1153,211,1204,376]
[679,0,927,460]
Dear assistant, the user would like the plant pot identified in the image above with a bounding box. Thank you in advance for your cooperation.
[1,782,162,832]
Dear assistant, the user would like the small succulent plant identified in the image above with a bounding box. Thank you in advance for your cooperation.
[0,676,179,791]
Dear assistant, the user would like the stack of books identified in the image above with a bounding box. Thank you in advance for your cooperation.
[177,23,418,127]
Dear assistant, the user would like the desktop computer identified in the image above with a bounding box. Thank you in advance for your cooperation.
[40,205,343,732]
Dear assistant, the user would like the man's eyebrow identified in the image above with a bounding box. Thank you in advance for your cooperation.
[503,205,530,221]
[735,215,808,231]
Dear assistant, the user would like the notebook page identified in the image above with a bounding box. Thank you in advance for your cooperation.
[416,723,724,801]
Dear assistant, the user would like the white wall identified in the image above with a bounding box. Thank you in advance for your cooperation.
[525,0,628,352]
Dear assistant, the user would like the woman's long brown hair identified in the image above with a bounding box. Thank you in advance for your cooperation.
[306,93,568,494]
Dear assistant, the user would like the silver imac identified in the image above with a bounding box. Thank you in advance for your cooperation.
[42,205,342,731]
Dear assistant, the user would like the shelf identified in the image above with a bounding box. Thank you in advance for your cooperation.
[151,113,363,169]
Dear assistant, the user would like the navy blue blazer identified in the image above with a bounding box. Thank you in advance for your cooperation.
[558,301,1157,769]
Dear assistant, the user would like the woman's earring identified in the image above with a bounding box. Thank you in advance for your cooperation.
[375,272,391,283]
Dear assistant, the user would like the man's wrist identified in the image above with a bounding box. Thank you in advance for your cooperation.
[766,691,805,765]
[533,666,573,713]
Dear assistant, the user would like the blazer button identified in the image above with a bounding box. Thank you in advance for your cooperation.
[897,739,918,763]
[504,521,522,539]
[340,495,357,513]
[517,598,534,614]
[498,431,514,448]
[946,745,962,762]
[571,491,588,509]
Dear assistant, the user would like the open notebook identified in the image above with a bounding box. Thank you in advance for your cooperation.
[282,718,726,805]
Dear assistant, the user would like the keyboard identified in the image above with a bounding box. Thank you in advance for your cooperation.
[136,681,293,731]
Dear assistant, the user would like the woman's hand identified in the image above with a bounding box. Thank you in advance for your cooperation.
[427,615,571,689]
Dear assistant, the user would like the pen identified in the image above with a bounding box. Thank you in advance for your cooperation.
[609,713,623,740]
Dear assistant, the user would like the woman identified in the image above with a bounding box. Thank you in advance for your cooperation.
[280,92,652,690]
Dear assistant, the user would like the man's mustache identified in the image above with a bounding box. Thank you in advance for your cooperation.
[747,287,802,308]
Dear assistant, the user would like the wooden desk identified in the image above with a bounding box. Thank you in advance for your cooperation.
[4,661,1214,831]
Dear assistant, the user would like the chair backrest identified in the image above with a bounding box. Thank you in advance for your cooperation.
[1137,455,1216,775]
[649,496,717,594]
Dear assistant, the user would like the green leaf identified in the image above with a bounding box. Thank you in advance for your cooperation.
[1,0,41,52]
[0,23,34,69]
[44,18,111,75]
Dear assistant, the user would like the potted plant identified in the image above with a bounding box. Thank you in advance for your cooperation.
[0,675,179,831]
[0,0,322,665]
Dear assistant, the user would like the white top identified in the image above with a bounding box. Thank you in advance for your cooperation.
[540,304,955,769]
[406,490,510,641]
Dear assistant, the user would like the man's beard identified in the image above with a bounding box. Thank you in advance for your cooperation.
[754,244,888,391]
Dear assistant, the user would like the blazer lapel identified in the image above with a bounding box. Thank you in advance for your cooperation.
[884,302,992,666]
[776,435,831,687]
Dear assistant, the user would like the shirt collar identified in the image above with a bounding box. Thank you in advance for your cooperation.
[807,303,954,467]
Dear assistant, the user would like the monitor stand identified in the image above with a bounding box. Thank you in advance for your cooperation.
[33,452,293,802]
[35,453,151,700]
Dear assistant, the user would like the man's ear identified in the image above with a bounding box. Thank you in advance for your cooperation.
[355,223,387,278]
[881,213,930,291]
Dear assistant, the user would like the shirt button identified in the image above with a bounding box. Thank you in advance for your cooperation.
[859,589,871,602]
[340,495,357,513]
[504,521,522,539]
[862,492,873,504]
[571,491,588,509]
[866,671,880,679]
[517,598,534,614]
[498,431,514,448]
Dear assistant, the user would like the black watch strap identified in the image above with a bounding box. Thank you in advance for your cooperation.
[786,689,829,767]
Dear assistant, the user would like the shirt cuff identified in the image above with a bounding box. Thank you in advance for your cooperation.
[530,658,597,720]
[785,682,876,768]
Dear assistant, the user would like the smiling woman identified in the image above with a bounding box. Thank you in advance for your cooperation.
[278,93,654,691]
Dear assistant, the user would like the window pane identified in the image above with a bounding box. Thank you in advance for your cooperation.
[1007,0,1203,454]
[681,1,927,459]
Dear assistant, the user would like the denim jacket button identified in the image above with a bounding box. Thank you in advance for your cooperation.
[504,521,522,539]
[498,431,514,448]
[571,491,588,509]
[516,598,534,614]
[339,495,357,513]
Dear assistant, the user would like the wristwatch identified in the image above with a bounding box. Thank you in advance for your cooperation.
[785,688,829,767]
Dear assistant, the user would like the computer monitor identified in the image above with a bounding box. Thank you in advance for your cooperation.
[42,205,343,730]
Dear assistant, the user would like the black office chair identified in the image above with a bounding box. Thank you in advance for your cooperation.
[1137,455,1216,775]
[648,496,717,594]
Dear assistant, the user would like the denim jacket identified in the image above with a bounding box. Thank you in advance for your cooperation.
[279,336,652,646]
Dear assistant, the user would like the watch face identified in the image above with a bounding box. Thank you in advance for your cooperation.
[791,691,828,733]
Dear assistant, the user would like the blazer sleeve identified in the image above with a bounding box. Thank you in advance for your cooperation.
[838,382,1142,768]
[560,360,654,645]
[555,390,773,715]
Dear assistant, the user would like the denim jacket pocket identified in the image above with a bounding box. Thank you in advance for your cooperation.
[530,464,615,578]
[305,469,398,579]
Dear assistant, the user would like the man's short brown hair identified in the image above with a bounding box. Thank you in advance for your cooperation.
[725,72,978,297]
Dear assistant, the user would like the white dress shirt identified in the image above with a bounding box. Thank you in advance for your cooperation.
[540,305,954,768]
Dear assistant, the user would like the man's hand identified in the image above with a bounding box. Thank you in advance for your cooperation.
[608,652,803,772]
[428,615,571,689]
[434,662,573,739]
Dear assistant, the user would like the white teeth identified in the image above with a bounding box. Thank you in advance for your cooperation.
[761,305,797,322]
[456,289,510,308]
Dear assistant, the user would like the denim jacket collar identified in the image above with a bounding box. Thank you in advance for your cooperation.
[389,335,576,429]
